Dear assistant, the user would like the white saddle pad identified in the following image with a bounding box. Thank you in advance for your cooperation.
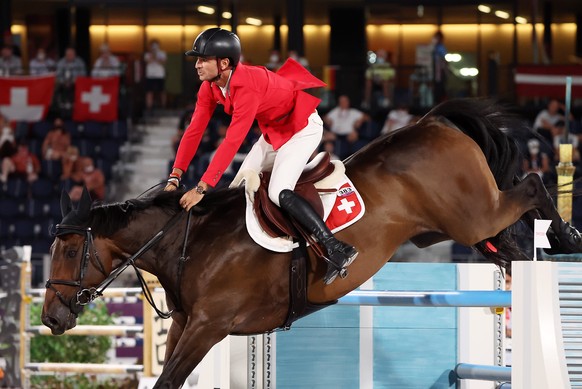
[231,156,365,252]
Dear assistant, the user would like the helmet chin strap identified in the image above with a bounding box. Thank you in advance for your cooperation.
[211,57,225,83]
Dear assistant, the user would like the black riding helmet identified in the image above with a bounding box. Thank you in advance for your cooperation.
[185,27,241,67]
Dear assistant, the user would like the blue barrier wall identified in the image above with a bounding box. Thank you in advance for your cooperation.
[276,262,458,389]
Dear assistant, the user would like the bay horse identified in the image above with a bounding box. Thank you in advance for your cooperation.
[42,98,582,388]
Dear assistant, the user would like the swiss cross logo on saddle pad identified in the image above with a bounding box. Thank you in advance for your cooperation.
[326,182,364,232]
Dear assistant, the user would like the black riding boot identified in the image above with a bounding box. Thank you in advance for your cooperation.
[279,189,358,284]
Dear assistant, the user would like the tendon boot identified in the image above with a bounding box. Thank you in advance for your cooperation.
[279,189,358,284]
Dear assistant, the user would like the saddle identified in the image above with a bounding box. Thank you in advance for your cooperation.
[253,152,335,239]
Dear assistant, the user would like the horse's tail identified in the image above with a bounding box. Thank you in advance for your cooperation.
[425,98,534,268]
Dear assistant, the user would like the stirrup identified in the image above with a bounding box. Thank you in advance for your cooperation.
[322,250,358,285]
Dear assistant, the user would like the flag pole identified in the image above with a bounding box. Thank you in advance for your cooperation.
[556,76,575,223]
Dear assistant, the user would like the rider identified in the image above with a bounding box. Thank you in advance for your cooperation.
[164,27,358,284]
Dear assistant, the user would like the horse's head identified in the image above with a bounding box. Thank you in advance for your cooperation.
[41,187,114,335]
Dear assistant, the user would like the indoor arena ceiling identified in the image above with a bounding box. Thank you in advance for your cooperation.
[11,0,582,26]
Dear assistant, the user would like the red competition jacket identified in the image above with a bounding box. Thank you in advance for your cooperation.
[173,58,326,187]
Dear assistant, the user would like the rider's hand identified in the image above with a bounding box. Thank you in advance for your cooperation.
[164,182,178,191]
[179,181,208,211]
[164,174,181,191]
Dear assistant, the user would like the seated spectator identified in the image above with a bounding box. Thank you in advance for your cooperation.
[533,99,571,146]
[265,49,282,71]
[68,156,105,201]
[0,114,16,159]
[287,50,310,70]
[0,44,23,76]
[41,117,71,161]
[321,140,340,160]
[323,94,369,160]
[381,102,414,135]
[1,141,41,183]
[60,145,80,181]
[522,138,554,185]
[363,49,395,109]
[91,43,121,78]
[29,48,56,75]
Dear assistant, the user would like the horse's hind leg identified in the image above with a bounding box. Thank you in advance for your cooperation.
[517,174,582,254]
[485,173,582,256]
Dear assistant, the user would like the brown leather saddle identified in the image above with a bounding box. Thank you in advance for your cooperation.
[253,152,336,239]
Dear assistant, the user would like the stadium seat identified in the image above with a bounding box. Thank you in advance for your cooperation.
[25,198,52,218]
[5,177,29,198]
[0,198,24,218]
[99,140,121,161]
[84,121,108,139]
[14,219,36,240]
[31,120,52,139]
[31,177,55,198]
[109,120,128,141]
[40,159,63,181]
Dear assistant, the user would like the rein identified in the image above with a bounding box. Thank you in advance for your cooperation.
[46,209,191,319]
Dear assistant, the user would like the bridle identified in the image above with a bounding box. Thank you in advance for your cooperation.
[45,224,108,315]
[45,209,191,319]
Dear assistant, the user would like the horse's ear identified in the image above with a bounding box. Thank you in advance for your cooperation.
[77,186,93,219]
[60,189,73,218]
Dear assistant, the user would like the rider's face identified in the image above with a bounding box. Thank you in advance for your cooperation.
[195,57,219,81]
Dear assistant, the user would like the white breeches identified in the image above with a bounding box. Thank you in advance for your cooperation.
[237,111,323,206]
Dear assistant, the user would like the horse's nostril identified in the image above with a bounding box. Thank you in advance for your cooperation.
[42,315,59,330]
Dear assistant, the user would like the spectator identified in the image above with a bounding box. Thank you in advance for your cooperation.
[0,45,23,76]
[55,47,87,111]
[381,102,414,135]
[56,47,87,84]
[287,50,310,71]
[431,30,448,104]
[2,34,21,57]
[0,141,41,183]
[144,39,167,111]
[533,99,570,146]
[323,94,369,159]
[91,43,121,78]
[264,49,282,71]
[0,114,16,159]
[322,140,340,160]
[68,156,105,201]
[29,48,56,75]
[363,49,395,109]
[522,138,554,185]
[41,117,71,161]
[60,145,80,181]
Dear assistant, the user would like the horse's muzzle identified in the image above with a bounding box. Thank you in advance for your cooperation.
[41,309,77,335]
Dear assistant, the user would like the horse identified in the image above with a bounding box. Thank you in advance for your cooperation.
[41,98,582,388]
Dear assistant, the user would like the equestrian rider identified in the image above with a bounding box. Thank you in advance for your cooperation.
[164,27,358,284]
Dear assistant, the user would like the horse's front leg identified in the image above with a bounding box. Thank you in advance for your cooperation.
[153,316,229,389]
[163,312,187,365]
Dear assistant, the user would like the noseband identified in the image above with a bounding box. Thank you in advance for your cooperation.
[45,224,108,316]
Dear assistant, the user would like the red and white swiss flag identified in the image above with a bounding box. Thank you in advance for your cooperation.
[73,76,119,122]
[0,74,55,122]
[326,182,365,232]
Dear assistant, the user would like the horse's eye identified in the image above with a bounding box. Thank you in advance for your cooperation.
[67,250,77,258]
